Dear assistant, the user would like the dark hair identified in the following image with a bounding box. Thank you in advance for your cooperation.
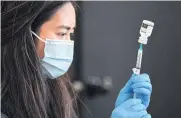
[1,1,78,118]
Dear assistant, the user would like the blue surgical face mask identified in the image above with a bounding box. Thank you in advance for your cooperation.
[31,31,74,79]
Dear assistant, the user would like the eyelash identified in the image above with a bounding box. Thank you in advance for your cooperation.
[56,33,66,37]
[56,32,75,40]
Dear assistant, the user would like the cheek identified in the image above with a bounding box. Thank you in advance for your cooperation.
[35,23,54,59]
[35,39,45,59]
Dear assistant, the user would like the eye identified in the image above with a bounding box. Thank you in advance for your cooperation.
[56,32,67,38]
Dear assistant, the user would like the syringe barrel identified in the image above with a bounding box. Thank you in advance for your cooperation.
[136,49,143,69]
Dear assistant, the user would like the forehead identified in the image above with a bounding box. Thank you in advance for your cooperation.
[49,2,76,27]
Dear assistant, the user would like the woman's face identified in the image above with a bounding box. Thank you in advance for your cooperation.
[36,2,76,58]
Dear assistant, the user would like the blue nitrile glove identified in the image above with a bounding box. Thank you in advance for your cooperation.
[132,74,152,108]
[115,73,152,109]
[111,98,151,118]
[142,114,152,118]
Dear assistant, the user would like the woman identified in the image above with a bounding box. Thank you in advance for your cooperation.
[1,1,152,118]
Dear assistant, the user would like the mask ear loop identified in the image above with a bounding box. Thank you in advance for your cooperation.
[31,31,46,43]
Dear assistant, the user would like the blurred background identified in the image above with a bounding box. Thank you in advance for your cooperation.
[69,1,181,118]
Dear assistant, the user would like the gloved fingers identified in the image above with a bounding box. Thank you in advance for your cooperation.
[135,94,150,108]
[131,82,152,91]
[133,88,151,96]
[141,114,152,118]
[131,73,151,83]
[131,103,146,111]
[130,110,148,118]
[120,74,135,93]
[115,74,150,108]
[115,94,132,107]
[112,103,147,118]
[116,74,136,107]
[123,98,142,107]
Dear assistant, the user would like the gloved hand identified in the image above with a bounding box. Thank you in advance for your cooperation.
[111,98,151,118]
[142,114,152,118]
[115,73,152,109]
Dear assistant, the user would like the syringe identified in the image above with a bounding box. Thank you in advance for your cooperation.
[132,44,143,75]
[133,20,154,98]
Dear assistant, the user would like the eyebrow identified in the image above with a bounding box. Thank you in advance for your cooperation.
[58,25,76,30]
